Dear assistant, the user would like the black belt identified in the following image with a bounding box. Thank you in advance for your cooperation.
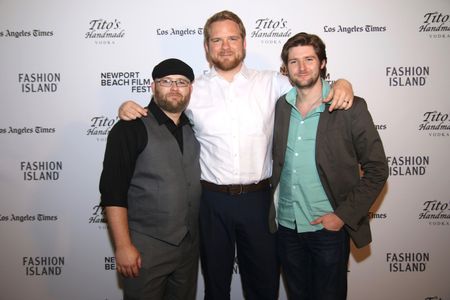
[201,179,270,196]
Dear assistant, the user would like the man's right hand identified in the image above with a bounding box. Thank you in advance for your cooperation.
[119,100,148,120]
[115,243,142,278]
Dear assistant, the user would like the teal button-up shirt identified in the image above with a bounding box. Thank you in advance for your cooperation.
[277,80,333,233]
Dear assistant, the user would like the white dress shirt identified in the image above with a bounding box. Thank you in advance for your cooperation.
[185,64,292,185]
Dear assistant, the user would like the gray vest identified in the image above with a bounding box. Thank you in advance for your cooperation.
[127,115,201,245]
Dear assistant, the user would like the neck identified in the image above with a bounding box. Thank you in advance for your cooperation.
[296,79,323,104]
[295,79,323,117]
[163,111,182,125]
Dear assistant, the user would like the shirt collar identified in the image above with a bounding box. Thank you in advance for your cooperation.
[148,98,189,127]
[207,63,250,80]
[285,78,331,113]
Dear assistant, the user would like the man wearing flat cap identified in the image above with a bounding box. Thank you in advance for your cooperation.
[99,58,201,300]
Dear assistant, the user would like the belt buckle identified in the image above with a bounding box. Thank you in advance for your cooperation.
[228,184,243,196]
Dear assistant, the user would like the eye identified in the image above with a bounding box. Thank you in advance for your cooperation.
[176,80,189,87]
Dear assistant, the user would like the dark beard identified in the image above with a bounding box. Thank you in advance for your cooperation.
[154,91,189,113]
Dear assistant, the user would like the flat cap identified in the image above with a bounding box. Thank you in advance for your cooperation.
[152,58,195,82]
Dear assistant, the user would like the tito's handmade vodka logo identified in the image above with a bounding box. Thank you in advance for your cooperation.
[419,11,450,38]
[250,17,292,44]
[85,18,125,44]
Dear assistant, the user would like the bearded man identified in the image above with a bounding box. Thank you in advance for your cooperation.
[117,11,355,300]
[271,32,388,300]
[99,58,201,300]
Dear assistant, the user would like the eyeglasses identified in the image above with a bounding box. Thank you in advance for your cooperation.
[155,78,190,87]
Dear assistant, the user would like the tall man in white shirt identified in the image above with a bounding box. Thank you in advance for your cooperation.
[119,10,353,300]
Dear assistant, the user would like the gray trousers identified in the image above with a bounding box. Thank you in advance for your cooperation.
[123,230,199,300]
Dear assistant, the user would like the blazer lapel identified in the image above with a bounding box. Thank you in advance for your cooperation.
[277,99,292,164]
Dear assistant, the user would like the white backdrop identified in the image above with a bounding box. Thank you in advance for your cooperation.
[1,0,449,299]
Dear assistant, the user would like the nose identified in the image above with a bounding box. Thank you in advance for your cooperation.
[170,83,180,90]
[299,60,306,71]
[221,39,230,49]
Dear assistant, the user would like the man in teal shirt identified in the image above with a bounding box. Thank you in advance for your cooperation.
[277,80,333,233]
[270,33,389,299]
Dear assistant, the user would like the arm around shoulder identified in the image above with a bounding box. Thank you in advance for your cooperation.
[118,100,148,120]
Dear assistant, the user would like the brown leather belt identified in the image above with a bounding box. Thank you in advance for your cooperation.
[201,179,270,196]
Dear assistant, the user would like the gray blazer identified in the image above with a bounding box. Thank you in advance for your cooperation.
[269,96,388,248]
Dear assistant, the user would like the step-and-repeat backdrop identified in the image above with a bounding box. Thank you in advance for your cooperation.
[1,0,449,299]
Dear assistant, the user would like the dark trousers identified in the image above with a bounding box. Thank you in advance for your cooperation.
[199,188,279,300]
[277,224,350,300]
[123,231,199,300]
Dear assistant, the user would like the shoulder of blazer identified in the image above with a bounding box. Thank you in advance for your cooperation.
[275,95,291,117]
[322,96,367,117]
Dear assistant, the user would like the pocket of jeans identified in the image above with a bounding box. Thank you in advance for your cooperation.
[321,227,342,233]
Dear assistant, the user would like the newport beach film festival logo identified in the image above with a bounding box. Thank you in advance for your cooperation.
[85,18,125,44]
[419,11,450,39]
[100,71,151,93]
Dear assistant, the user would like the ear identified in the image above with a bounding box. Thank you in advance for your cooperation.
[151,82,155,93]
[280,64,287,76]
[320,59,326,70]
[204,41,209,55]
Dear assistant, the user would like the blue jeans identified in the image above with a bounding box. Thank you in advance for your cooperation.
[277,224,350,300]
